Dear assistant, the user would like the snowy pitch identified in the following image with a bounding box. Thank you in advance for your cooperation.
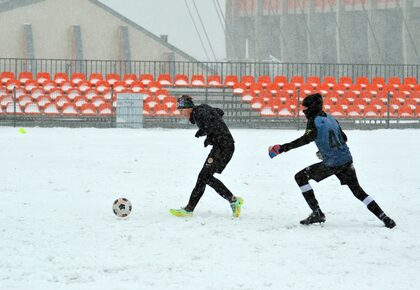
[0,127,418,290]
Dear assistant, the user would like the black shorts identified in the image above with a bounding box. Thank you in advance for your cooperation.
[304,161,358,185]
[203,143,235,174]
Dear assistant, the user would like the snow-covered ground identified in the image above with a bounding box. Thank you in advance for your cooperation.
[0,127,419,290]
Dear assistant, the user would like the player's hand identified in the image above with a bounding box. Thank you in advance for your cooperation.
[204,137,212,147]
[268,144,284,159]
[316,151,323,160]
[195,129,206,138]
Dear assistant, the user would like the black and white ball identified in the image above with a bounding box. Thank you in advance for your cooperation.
[112,198,132,218]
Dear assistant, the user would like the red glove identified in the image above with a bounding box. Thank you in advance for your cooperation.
[268,144,284,159]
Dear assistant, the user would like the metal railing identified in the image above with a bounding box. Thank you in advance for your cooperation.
[1,58,419,82]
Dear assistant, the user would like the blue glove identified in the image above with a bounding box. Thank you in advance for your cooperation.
[268,144,284,159]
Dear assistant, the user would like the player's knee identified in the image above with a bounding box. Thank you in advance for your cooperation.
[295,170,308,186]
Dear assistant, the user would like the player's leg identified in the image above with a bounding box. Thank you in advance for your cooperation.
[336,163,396,228]
[295,162,333,224]
[184,165,215,212]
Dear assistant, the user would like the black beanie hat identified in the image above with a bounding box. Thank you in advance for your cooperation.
[177,95,195,109]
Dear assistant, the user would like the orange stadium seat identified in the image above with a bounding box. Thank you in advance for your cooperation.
[13,87,26,99]
[89,73,103,86]
[156,89,169,100]
[143,102,152,116]
[60,80,73,93]
[323,76,337,89]
[98,103,113,116]
[224,75,238,87]
[24,80,38,93]
[207,75,223,87]
[56,95,71,108]
[36,95,52,108]
[36,72,51,85]
[403,77,417,89]
[43,102,60,115]
[80,103,97,116]
[139,74,154,86]
[18,95,32,107]
[112,81,127,93]
[43,81,56,93]
[5,102,22,114]
[266,83,279,95]
[163,95,177,110]
[54,72,69,86]
[157,74,172,86]
[240,75,255,88]
[91,96,106,108]
[72,72,86,85]
[346,105,362,118]
[123,74,137,86]
[62,103,79,116]
[339,76,353,88]
[144,95,160,109]
[257,75,271,88]
[249,83,263,95]
[154,103,169,116]
[273,75,287,88]
[355,76,369,89]
[103,89,114,101]
[174,74,189,87]
[148,81,161,93]
[18,72,33,85]
[398,104,415,118]
[329,104,346,118]
[24,102,41,115]
[372,76,385,90]
[96,81,110,93]
[6,80,20,91]
[260,103,276,117]
[191,75,206,87]
[307,76,320,89]
[1,71,15,85]
[106,73,120,86]
[30,88,44,100]
[85,88,99,100]
[0,95,13,109]
[0,88,9,98]
[74,96,88,108]
[242,90,255,102]
[233,83,246,95]
[130,81,145,93]
[290,76,304,87]
[250,97,264,110]
[67,88,82,101]
[77,81,91,92]
[387,77,401,90]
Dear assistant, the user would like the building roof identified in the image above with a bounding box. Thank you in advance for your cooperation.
[0,0,198,62]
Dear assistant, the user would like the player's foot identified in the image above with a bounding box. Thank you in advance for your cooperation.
[300,209,326,225]
[230,197,244,218]
[170,208,193,217]
[382,216,396,229]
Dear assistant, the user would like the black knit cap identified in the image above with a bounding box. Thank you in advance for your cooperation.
[177,95,195,109]
[302,93,323,118]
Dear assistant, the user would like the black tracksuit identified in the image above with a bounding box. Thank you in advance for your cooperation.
[185,104,236,211]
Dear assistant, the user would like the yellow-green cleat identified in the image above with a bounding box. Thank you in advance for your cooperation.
[170,208,193,217]
[230,197,244,218]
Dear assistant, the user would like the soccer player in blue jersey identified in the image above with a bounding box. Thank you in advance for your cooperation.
[268,93,396,228]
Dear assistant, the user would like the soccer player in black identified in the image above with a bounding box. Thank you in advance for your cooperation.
[268,93,396,228]
[170,95,244,218]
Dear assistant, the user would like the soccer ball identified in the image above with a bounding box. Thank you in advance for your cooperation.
[112,198,132,218]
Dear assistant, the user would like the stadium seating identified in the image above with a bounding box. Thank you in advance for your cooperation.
[0,71,418,119]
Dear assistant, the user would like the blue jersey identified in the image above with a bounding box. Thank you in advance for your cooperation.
[314,114,352,167]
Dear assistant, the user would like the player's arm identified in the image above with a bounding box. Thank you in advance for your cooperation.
[336,120,348,142]
[268,119,317,158]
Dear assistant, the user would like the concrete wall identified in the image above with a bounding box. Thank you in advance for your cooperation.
[226,0,420,64]
[0,0,192,61]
